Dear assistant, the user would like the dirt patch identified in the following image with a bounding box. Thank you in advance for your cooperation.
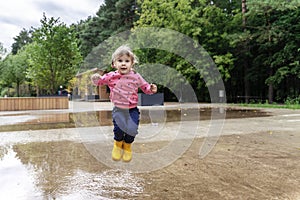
[138,131,300,199]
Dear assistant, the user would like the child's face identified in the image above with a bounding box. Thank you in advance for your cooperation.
[113,54,133,75]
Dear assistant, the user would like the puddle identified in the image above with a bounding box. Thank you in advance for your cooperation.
[0,115,39,126]
[58,169,144,199]
[0,107,272,198]
[0,142,145,199]
[0,147,43,199]
[0,108,271,132]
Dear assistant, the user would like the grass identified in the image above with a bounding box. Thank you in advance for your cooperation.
[234,97,300,109]
[235,103,300,109]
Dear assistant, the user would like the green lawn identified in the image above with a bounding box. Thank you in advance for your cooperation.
[233,103,300,110]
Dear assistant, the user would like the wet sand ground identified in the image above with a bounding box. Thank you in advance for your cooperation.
[0,102,299,199]
[140,132,300,200]
[137,107,300,199]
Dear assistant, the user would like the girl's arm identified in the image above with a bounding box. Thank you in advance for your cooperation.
[150,84,158,93]
[138,73,157,94]
[91,73,102,86]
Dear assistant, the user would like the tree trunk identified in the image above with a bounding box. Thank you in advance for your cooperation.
[266,12,274,104]
[36,86,40,97]
[16,81,20,97]
[268,68,274,103]
[242,0,250,103]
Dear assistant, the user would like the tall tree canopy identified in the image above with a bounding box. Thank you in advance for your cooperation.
[26,14,82,95]
[134,0,236,101]
[0,0,299,102]
[76,0,138,57]
[0,49,29,96]
[237,0,300,102]
[11,28,33,55]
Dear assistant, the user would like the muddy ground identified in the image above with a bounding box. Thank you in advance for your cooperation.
[137,108,300,200]
[139,131,300,200]
[1,105,300,200]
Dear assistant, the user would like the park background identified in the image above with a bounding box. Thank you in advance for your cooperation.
[1,1,300,199]
[0,0,299,105]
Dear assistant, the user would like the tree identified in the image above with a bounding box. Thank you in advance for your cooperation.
[241,0,251,103]
[0,49,29,97]
[27,14,82,96]
[11,28,33,55]
[264,8,300,100]
[0,42,6,60]
[0,42,7,96]
[133,0,235,101]
[76,0,138,57]
[246,0,300,103]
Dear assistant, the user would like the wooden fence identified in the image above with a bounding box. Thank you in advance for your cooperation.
[0,97,69,111]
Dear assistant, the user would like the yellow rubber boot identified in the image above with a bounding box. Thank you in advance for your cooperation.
[112,140,123,161]
[122,142,132,162]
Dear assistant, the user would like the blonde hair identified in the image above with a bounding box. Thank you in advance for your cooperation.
[111,45,138,66]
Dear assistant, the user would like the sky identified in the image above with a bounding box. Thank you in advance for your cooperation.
[0,0,104,53]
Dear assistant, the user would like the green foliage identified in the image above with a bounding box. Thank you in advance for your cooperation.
[11,28,33,55]
[1,0,299,102]
[0,49,29,96]
[226,0,300,103]
[213,53,235,81]
[0,42,6,60]
[26,14,82,95]
[76,0,138,57]
[247,0,300,12]
[133,0,235,101]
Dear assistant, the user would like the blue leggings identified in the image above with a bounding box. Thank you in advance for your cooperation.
[112,107,140,143]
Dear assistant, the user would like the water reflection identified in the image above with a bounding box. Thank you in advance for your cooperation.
[59,169,144,199]
[0,141,145,199]
[0,108,270,132]
[0,146,42,199]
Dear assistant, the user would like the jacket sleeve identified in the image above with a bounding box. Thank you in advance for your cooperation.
[138,73,154,95]
[94,73,110,86]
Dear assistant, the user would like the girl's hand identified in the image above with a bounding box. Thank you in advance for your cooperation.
[150,84,157,93]
[91,73,102,85]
